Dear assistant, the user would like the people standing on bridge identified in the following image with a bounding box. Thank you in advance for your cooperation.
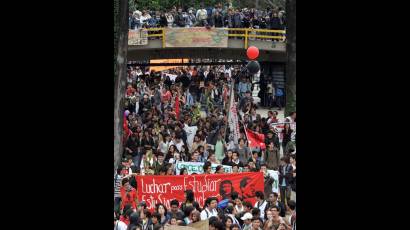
[213,11,224,28]
[159,11,168,28]
[174,8,186,27]
[233,9,243,29]
[269,12,282,42]
[165,12,174,28]
[196,5,208,27]
[224,8,234,30]
[186,9,196,27]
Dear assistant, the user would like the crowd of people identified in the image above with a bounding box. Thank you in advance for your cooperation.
[129,3,286,32]
[114,64,296,230]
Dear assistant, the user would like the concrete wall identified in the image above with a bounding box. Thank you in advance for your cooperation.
[128,39,286,62]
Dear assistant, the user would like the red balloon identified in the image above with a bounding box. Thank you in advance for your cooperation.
[247,46,259,60]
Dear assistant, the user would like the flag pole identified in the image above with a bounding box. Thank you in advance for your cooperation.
[241,120,253,161]
[224,78,235,142]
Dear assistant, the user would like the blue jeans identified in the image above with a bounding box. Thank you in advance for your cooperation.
[132,154,142,170]
[276,96,283,109]
[114,197,121,213]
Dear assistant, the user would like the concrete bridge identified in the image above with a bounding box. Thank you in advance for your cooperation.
[127,28,286,62]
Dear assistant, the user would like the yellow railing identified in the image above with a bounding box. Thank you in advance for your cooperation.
[145,28,166,48]
[225,28,286,48]
[138,28,286,49]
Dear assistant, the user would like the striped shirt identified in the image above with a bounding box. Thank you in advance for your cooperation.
[114,174,123,198]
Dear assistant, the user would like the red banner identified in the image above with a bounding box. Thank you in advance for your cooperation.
[136,172,264,211]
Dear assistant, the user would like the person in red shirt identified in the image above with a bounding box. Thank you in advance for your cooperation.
[267,111,279,124]
[126,84,136,97]
[120,178,138,211]
[161,88,171,104]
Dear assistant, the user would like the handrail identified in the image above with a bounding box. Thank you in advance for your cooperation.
[131,27,286,49]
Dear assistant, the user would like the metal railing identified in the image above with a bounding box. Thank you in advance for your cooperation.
[138,28,286,49]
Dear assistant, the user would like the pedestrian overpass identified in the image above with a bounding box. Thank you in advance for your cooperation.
[128,27,286,62]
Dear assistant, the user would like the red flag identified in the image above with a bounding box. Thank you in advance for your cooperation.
[245,128,266,150]
[175,93,180,120]
[123,115,131,141]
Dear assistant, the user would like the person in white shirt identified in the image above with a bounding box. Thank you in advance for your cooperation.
[196,6,208,26]
[254,191,268,222]
[234,197,245,214]
[170,136,185,153]
[157,134,171,154]
[285,112,296,142]
[200,197,219,220]
[114,215,127,230]
[168,152,184,165]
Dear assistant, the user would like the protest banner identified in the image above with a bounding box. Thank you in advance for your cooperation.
[165,27,228,48]
[128,29,148,45]
[228,80,240,144]
[175,162,232,175]
[135,172,264,211]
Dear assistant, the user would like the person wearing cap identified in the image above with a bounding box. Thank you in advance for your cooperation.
[241,213,253,230]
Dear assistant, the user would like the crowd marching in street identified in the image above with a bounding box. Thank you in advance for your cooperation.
[114,63,296,230]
